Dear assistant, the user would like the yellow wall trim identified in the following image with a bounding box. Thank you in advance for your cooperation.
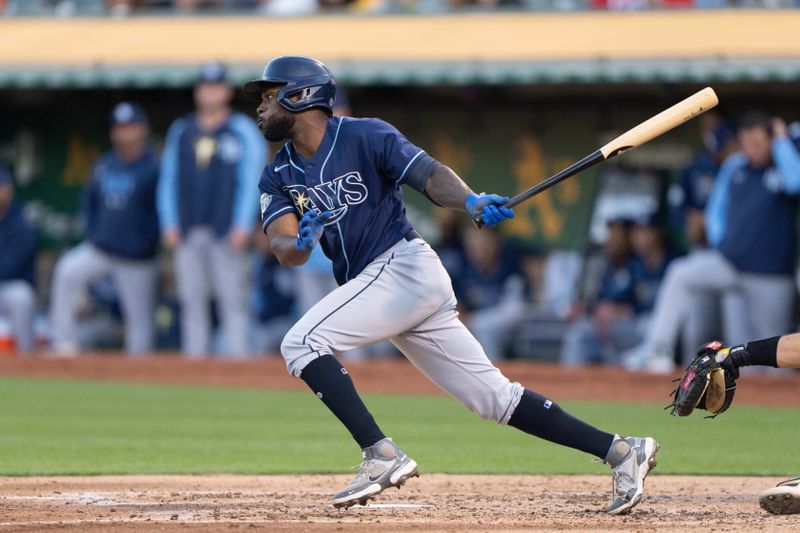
[1,11,798,66]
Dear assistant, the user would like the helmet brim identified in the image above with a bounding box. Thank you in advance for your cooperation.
[242,79,287,101]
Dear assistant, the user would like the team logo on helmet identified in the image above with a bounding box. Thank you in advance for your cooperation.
[284,171,368,224]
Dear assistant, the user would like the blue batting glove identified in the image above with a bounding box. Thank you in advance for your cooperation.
[296,210,333,253]
[464,193,514,227]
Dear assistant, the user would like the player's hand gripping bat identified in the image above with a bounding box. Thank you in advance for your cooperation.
[473,87,719,225]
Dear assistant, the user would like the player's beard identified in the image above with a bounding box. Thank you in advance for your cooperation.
[263,114,295,142]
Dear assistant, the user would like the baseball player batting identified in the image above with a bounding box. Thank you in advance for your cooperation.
[669,333,800,515]
[245,56,659,514]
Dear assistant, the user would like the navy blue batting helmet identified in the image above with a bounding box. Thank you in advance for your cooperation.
[243,56,336,114]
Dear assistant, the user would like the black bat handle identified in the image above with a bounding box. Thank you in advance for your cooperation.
[471,149,605,228]
[505,150,605,209]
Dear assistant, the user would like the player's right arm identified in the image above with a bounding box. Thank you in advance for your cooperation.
[266,213,310,267]
[259,163,332,267]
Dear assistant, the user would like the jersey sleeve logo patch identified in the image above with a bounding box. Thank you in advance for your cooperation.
[260,193,272,217]
[284,171,368,224]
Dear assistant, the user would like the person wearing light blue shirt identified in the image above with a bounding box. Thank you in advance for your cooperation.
[157,62,267,357]
[635,112,800,372]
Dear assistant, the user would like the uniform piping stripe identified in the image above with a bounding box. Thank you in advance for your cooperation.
[286,144,305,174]
[398,150,425,183]
[262,205,294,230]
[319,118,351,282]
[302,253,394,346]
[337,224,351,282]
[320,118,344,183]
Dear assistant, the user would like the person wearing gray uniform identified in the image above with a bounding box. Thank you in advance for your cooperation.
[633,113,800,371]
[157,63,267,357]
[248,55,660,515]
[50,102,159,355]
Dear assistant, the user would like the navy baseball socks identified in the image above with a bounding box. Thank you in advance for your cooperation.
[300,354,418,508]
[299,354,386,449]
[508,389,660,514]
[507,389,615,459]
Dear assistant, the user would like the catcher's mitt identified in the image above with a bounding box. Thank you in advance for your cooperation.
[668,341,737,418]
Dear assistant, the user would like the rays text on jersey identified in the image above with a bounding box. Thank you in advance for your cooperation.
[284,171,369,223]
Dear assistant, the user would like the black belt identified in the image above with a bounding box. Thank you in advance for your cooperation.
[404,229,422,242]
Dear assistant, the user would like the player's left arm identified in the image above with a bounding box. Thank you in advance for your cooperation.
[369,118,513,227]
[771,118,800,194]
[425,165,514,227]
[423,165,473,209]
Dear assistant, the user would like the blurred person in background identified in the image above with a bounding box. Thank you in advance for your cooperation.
[628,213,674,319]
[250,229,296,354]
[632,112,800,372]
[454,225,526,359]
[50,102,159,356]
[0,166,38,353]
[560,216,638,366]
[624,213,676,372]
[158,62,267,357]
[668,113,737,358]
[674,112,737,250]
[433,209,467,282]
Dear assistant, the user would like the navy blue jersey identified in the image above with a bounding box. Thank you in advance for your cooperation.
[259,116,435,285]
[596,259,636,308]
[706,138,800,275]
[680,153,718,211]
[253,255,296,323]
[0,201,37,286]
[85,147,160,259]
[453,249,522,313]
[629,252,674,315]
[158,112,267,237]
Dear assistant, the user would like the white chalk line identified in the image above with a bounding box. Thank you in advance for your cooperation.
[2,492,125,506]
[364,503,432,509]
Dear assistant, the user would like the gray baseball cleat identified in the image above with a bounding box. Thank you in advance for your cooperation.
[602,436,660,515]
[331,437,419,509]
[759,477,800,515]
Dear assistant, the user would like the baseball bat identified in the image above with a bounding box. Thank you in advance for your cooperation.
[502,87,719,211]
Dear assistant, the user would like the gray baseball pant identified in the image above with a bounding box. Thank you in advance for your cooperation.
[0,280,36,352]
[50,242,157,354]
[175,227,249,357]
[646,249,795,354]
[280,238,525,424]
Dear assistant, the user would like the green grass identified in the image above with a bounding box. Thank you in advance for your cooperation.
[0,377,797,476]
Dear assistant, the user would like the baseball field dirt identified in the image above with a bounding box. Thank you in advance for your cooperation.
[1,474,797,531]
[1,355,798,531]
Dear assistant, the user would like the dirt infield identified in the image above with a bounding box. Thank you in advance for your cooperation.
[1,354,799,406]
[0,474,796,532]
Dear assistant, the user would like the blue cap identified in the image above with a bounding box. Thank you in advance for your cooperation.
[703,121,736,157]
[109,101,148,126]
[0,166,11,186]
[198,61,228,84]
